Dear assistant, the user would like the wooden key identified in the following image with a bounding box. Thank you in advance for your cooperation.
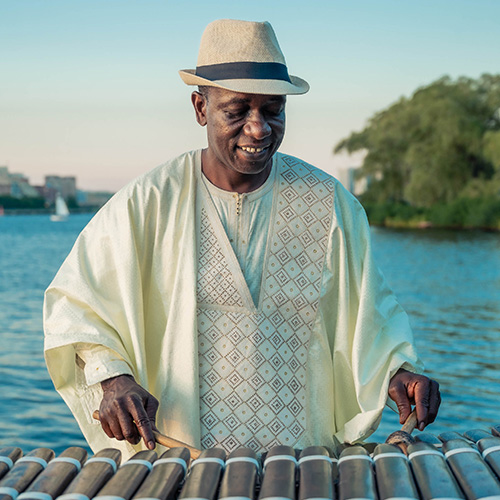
[385,410,418,455]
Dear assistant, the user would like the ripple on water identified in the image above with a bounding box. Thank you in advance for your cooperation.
[1,217,500,452]
[370,228,500,442]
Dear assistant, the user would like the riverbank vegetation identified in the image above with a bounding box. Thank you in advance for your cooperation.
[0,195,46,210]
[0,195,79,210]
[335,74,500,230]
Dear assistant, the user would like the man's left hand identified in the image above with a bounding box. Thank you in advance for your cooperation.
[388,368,441,431]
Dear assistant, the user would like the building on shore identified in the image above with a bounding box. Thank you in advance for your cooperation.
[10,173,41,198]
[44,175,77,204]
[0,166,41,198]
[76,190,114,208]
[0,166,115,210]
[336,166,368,196]
[0,167,11,196]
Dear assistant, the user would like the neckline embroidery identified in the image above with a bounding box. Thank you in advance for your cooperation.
[197,154,279,312]
[196,152,335,318]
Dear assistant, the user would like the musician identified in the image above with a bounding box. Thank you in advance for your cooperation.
[44,19,440,457]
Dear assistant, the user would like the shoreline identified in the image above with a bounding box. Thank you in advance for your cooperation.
[372,219,500,232]
[0,206,500,233]
[361,199,500,233]
[0,207,99,216]
[2,208,499,232]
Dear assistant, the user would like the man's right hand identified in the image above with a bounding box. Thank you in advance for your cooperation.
[99,374,159,450]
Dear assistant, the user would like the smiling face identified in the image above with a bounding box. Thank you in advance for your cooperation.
[192,87,286,192]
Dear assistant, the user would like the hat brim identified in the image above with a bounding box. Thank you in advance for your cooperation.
[179,69,309,95]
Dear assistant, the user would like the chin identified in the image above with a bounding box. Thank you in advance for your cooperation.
[237,156,272,173]
[236,163,269,176]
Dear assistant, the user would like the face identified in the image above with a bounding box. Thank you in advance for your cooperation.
[192,87,286,189]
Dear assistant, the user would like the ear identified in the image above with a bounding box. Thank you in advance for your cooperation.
[191,91,208,127]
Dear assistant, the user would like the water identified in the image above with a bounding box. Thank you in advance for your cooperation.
[0,214,94,454]
[370,227,500,442]
[1,214,499,454]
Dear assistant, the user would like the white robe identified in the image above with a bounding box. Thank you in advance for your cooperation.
[43,150,422,457]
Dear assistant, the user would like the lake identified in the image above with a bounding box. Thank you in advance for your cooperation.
[1,213,499,454]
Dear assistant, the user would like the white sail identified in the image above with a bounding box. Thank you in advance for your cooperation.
[51,194,69,221]
[55,194,70,216]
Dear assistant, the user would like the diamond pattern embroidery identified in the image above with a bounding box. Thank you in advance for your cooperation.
[197,208,244,308]
[227,371,244,389]
[247,416,265,433]
[197,155,335,452]
[244,437,263,452]
[201,433,217,449]
[224,415,241,432]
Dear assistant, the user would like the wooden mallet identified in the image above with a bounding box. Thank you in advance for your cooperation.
[385,409,418,455]
[92,410,202,459]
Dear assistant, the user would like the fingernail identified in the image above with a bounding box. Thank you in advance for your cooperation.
[418,422,425,431]
[148,440,155,450]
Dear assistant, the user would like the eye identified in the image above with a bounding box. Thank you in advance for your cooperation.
[265,104,285,117]
[224,108,247,120]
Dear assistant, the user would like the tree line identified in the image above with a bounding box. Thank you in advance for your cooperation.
[335,74,500,229]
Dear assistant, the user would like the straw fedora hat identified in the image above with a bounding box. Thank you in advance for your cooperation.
[179,19,309,95]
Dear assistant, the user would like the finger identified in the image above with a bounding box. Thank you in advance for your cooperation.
[115,406,140,445]
[389,381,412,425]
[108,414,127,441]
[99,416,115,439]
[130,400,156,450]
[145,397,160,434]
[145,396,159,425]
[427,380,441,424]
[100,409,126,441]
[414,379,431,430]
[98,404,117,440]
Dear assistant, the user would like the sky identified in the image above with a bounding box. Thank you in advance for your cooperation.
[1,0,499,191]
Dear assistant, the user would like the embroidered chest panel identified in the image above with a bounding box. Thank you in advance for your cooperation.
[197,156,335,452]
[197,207,246,308]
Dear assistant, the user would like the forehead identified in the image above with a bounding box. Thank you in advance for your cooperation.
[207,87,286,107]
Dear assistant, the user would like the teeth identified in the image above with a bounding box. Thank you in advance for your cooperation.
[241,146,264,153]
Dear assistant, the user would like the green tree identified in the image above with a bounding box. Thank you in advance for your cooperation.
[0,196,45,209]
[335,74,500,207]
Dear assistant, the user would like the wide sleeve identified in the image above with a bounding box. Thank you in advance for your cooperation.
[43,153,201,456]
[43,186,158,455]
[319,183,423,443]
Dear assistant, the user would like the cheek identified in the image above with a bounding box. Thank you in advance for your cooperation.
[271,116,286,132]
[211,130,237,154]
[206,116,244,151]
[273,122,286,140]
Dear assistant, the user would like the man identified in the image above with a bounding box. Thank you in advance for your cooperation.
[44,19,440,457]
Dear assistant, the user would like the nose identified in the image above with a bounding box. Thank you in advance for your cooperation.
[243,111,272,140]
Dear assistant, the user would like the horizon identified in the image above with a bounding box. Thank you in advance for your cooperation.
[1,0,499,191]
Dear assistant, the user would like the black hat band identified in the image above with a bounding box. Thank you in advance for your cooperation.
[196,61,291,82]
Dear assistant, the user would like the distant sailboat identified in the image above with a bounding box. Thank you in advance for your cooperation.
[50,193,70,222]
